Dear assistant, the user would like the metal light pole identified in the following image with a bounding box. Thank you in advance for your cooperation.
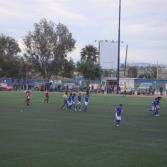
[156,61,159,92]
[95,40,102,64]
[124,44,128,77]
[98,41,101,64]
[117,0,121,94]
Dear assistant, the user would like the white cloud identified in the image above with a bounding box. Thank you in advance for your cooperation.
[0,0,167,64]
[0,0,89,25]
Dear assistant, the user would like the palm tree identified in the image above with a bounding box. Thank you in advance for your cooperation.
[80,45,99,63]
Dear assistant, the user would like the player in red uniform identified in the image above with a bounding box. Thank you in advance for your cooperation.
[25,89,32,106]
[44,90,49,103]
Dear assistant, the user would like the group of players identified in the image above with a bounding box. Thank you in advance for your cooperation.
[24,89,49,106]
[24,89,162,127]
[149,96,162,116]
[114,96,162,126]
[60,91,89,112]
[24,89,89,112]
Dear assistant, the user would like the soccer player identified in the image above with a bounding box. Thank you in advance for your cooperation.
[67,93,73,112]
[114,104,124,126]
[154,96,161,116]
[24,89,32,106]
[44,89,49,103]
[76,93,82,111]
[60,91,68,109]
[151,98,157,114]
[84,93,89,112]
[148,98,158,115]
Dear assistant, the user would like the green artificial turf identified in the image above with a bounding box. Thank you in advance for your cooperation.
[0,91,167,167]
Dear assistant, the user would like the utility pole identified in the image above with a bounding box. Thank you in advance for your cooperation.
[156,61,159,80]
[95,40,102,64]
[117,0,121,93]
[124,44,128,77]
[98,41,101,64]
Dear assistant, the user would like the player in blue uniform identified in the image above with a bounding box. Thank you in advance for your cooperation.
[151,98,157,114]
[67,93,73,112]
[76,93,82,111]
[154,96,161,116]
[115,104,124,126]
[84,93,89,112]
[148,97,161,116]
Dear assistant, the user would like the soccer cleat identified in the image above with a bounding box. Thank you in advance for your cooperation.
[147,109,153,112]
[155,114,160,117]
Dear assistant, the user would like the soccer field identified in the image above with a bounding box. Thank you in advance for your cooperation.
[0,91,167,167]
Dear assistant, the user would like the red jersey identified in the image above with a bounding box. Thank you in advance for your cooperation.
[45,91,49,97]
[25,90,31,99]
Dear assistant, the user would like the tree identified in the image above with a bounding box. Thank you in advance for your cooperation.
[77,60,101,81]
[0,34,21,77]
[62,58,75,78]
[77,45,101,81]
[80,45,99,63]
[24,18,76,80]
[127,66,138,78]
[17,56,33,80]
[138,66,158,79]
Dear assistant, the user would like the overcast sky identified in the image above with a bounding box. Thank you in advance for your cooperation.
[0,0,167,64]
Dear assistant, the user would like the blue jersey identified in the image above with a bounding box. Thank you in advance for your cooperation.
[67,95,73,104]
[72,95,75,102]
[152,100,157,107]
[78,95,81,102]
[84,95,89,102]
[115,106,123,116]
[156,99,160,105]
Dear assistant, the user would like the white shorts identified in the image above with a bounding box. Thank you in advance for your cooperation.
[68,102,72,106]
[115,113,121,121]
[77,101,81,105]
[85,102,88,106]
[152,106,156,111]
[156,105,160,110]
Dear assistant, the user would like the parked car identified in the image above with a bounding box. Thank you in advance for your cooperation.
[137,83,153,95]
[0,83,13,91]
